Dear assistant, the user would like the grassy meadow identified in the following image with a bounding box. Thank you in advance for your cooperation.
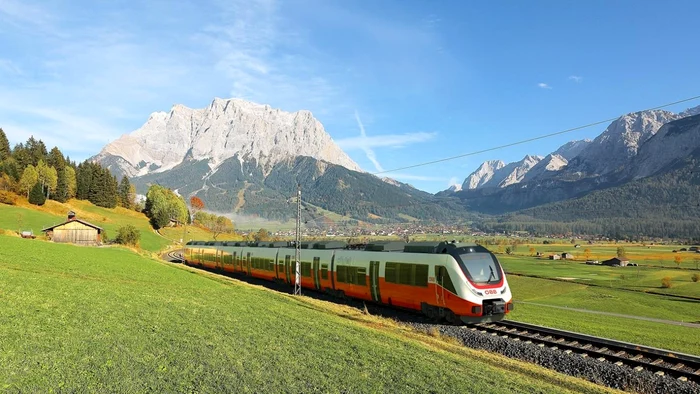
[0,235,615,394]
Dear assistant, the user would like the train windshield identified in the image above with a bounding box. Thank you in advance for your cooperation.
[456,253,502,284]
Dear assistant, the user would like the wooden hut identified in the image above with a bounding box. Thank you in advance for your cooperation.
[42,211,103,245]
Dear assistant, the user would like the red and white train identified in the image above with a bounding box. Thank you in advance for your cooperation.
[183,240,513,324]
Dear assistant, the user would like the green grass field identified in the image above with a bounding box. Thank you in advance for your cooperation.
[505,275,700,355]
[0,200,172,253]
[0,236,614,393]
[499,255,700,298]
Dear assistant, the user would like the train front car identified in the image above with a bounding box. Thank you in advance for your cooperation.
[444,243,513,324]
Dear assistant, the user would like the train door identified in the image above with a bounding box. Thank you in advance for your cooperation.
[370,261,381,303]
[233,252,238,272]
[216,249,222,270]
[246,252,251,275]
[313,257,321,290]
[435,266,447,307]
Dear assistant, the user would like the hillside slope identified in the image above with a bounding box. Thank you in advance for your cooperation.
[0,235,611,393]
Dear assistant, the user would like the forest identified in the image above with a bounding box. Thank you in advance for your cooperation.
[0,129,135,210]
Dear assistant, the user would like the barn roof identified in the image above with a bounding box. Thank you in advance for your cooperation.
[41,218,103,232]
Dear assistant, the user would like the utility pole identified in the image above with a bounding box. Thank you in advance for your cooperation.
[294,184,302,296]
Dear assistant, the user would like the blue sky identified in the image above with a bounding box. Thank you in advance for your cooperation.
[1,0,699,193]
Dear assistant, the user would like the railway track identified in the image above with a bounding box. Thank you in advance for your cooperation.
[167,250,184,262]
[476,320,700,382]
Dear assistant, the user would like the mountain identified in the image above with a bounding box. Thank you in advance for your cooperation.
[461,160,505,190]
[553,139,592,160]
[562,110,679,179]
[680,105,700,117]
[94,98,362,179]
[95,98,467,223]
[522,154,568,182]
[453,113,700,216]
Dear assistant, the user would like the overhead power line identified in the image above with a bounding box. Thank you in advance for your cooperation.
[371,94,700,175]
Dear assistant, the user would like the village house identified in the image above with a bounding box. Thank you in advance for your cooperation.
[561,252,574,260]
[601,257,630,267]
[549,254,561,260]
[41,211,103,246]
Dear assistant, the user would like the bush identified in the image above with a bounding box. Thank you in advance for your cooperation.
[661,277,672,288]
[0,190,17,205]
[692,273,700,283]
[28,182,46,205]
[114,225,140,247]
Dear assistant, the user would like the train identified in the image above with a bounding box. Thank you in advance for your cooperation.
[183,240,513,324]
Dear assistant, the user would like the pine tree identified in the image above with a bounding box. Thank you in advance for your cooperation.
[0,128,9,161]
[25,136,47,166]
[55,167,69,202]
[46,147,66,170]
[28,182,46,205]
[118,176,132,209]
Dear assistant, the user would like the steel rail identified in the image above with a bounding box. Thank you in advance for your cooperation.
[477,320,700,382]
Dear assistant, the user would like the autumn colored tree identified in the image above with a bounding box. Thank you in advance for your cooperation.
[190,196,205,222]
[19,165,38,198]
[674,255,682,268]
[583,248,592,260]
[528,247,536,256]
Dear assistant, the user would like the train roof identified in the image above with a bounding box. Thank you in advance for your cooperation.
[185,240,490,254]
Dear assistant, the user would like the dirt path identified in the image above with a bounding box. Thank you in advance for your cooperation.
[517,301,700,328]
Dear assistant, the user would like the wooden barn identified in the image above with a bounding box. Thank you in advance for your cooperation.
[42,211,103,245]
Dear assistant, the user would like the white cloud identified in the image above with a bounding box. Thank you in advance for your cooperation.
[196,0,344,116]
[568,75,583,83]
[538,83,552,89]
[337,131,437,150]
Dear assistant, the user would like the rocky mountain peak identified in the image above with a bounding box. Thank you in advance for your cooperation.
[554,139,592,161]
[94,98,362,178]
[461,160,505,190]
[568,109,680,176]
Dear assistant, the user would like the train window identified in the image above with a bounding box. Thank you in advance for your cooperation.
[321,264,329,280]
[435,266,457,294]
[337,265,347,283]
[336,265,366,285]
[268,260,276,271]
[301,262,312,277]
[385,262,428,287]
[356,267,367,286]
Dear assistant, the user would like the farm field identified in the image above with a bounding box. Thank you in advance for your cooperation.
[0,236,613,394]
[505,275,700,355]
[498,255,700,298]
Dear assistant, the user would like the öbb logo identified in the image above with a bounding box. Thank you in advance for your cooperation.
[484,289,498,295]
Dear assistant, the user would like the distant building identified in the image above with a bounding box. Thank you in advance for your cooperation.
[42,211,103,245]
[601,257,630,267]
[536,252,544,257]
[561,252,574,260]
[585,260,600,265]
[574,244,581,248]
[549,254,561,260]
[689,246,699,252]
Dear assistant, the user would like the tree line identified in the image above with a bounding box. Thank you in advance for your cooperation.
[0,129,136,210]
